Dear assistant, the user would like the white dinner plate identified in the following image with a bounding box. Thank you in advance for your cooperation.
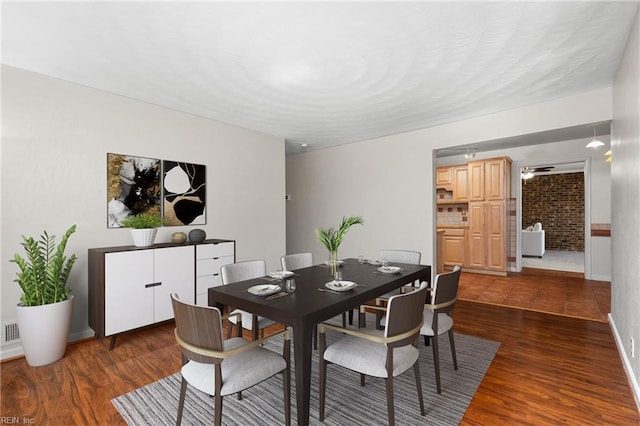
[377,266,403,274]
[323,260,345,267]
[269,270,294,280]
[367,259,382,266]
[248,284,282,296]
[325,280,357,292]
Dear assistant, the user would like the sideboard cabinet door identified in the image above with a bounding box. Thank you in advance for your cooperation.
[105,250,155,336]
[104,245,194,335]
[153,246,195,322]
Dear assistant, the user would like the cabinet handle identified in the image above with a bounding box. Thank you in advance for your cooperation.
[145,282,162,288]
[213,257,220,260]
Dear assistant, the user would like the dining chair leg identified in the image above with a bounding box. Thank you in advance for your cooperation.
[360,373,366,387]
[283,336,291,426]
[449,329,458,370]
[432,335,442,394]
[385,377,395,426]
[176,377,188,426]
[214,366,223,426]
[413,360,425,416]
[226,321,233,339]
[423,335,431,346]
[252,315,259,341]
[348,309,354,325]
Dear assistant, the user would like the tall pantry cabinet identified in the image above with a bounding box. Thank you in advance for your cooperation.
[466,157,511,273]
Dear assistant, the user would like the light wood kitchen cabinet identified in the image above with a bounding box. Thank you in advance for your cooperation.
[485,158,508,200]
[453,166,469,202]
[487,200,506,270]
[441,228,466,268]
[467,199,507,271]
[436,156,510,274]
[436,166,453,189]
[468,161,485,201]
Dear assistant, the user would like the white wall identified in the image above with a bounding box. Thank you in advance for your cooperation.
[438,136,612,281]
[611,9,640,408]
[286,88,612,277]
[1,66,286,359]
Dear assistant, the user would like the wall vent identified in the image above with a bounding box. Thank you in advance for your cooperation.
[3,321,20,343]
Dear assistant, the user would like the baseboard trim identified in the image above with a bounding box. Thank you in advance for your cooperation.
[1,328,95,362]
[609,313,640,413]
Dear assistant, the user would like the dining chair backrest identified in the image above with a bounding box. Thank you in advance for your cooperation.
[171,293,224,364]
[384,283,429,346]
[280,252,313,271]
[430,266,461,312]
[221,260,266,285]
[379,249,421,265]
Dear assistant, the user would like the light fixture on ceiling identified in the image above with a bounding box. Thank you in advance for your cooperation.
[521,169,534,180]
[585,126,605,148]
[464,148,476,159]
[300,143,310,152]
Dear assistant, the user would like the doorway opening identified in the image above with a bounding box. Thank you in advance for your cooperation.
[516,159,588,276]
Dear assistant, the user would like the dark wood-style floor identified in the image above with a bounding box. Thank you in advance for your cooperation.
[2,271,638,425]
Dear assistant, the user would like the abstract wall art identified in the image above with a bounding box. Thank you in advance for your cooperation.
[162,160,206,226]
[107,153,162,228]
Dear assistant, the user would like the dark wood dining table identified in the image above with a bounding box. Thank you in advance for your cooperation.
[207,258,432,426]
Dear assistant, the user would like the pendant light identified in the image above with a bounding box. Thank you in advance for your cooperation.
[585,126,605,148]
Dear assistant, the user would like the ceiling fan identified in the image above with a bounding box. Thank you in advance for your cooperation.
[521,165,554,180]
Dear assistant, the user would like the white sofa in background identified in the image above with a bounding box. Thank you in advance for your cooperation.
[522,223,545,257]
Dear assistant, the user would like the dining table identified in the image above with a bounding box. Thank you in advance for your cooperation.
[207,257,432,426]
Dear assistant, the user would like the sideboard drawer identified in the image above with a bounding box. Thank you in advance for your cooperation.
[197,274,223,294]
[197,256,233,277]
[196,242,234,259]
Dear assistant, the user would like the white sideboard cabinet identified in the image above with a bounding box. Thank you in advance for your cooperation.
[88,239,235,349]
[195,241,235,306]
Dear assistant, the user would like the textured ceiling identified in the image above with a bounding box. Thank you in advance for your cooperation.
[2,2,638,155]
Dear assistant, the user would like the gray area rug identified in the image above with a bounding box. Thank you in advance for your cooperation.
[113,327,499,425]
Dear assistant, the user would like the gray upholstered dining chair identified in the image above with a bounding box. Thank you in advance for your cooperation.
[318,283,428,426]
[420,265,461,394]
[373,249,422,328]
[170,293,291,426]
[221,260,277,340]
[280,252,313,271]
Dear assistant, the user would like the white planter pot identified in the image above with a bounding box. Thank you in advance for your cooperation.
[16,296,74,367]
[130,228,157,247]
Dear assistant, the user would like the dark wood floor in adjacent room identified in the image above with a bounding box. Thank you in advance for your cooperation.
[1,270,637,425]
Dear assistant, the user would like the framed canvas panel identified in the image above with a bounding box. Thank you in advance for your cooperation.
[163,160,206,226]
[107,153,162,228]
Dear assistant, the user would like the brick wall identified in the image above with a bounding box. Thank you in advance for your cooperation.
[522,172,584,251]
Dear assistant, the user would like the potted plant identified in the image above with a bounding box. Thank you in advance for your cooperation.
[120,213,164,247]
[10,225,77,366]
[315,215,364,276]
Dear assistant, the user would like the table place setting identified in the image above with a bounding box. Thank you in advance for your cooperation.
[377,265,403,274]
[246,284,282,296]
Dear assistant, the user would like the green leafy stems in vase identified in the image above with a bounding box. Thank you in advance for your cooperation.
[315,215,364,277]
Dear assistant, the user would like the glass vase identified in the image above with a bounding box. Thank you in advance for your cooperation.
[328,250,339,277]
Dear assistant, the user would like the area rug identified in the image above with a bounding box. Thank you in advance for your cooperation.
[113,331,499,425]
